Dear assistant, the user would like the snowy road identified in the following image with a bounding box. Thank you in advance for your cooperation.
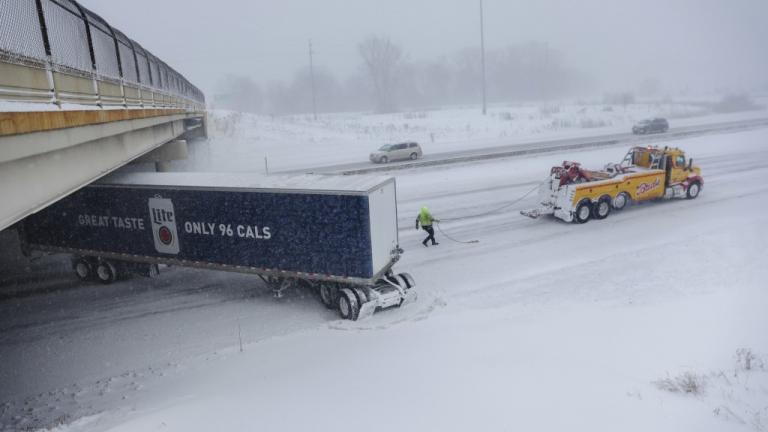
[1,128,767,431]
[170,108,768,175]
[300,116,768,175]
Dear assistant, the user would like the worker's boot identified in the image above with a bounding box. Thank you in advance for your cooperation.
[422,240,428,247]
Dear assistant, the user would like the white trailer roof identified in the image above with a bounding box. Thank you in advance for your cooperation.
[100,172,394,194]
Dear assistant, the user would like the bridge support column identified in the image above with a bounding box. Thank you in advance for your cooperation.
[133,139,188,172]
[183,114,208,140]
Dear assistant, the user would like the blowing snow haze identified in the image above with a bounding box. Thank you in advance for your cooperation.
[82,0,768,113]
[4,0,768,430]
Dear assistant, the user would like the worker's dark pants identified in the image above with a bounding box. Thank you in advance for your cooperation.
[421,225,436,245]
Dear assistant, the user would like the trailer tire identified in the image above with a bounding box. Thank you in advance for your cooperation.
[574,200,592,224]
[397,272,415,289]
[592,196,611,220]
[74,258,93,281]
[319,283,338,309]
[612,192,629,210]
[95,261,117,284]
[686,182,701,199]
[338,288,359,320]
[352,287,369,304]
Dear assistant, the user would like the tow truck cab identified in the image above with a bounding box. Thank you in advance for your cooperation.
[623,146,702,191]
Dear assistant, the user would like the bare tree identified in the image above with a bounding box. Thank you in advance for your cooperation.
[358,36,403,113]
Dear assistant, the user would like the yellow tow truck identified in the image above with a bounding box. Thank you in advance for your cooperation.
[521,146,703,223]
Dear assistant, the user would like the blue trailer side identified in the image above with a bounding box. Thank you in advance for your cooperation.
[23,186,379,279]
[20,173,415,320]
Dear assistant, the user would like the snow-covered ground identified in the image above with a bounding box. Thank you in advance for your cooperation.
[2,127,768,431]
[179,100,768,173]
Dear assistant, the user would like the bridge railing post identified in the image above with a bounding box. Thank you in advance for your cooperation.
[33,0,58,106]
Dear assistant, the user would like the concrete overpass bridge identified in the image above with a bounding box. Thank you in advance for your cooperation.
[0,0,207,231]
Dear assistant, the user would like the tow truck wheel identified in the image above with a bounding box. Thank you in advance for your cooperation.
[686,182,701,199]
[338,288,359,320]
[74,258,92,281]
[593,197,611,220]
[574,200,592,224]
[95,261,117,284]
[612,192,629,210]
[319,283,337,309]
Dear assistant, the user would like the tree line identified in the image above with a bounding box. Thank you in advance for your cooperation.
[214,36,590,115]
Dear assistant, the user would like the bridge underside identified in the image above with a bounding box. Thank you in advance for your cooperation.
[0,110,206,231]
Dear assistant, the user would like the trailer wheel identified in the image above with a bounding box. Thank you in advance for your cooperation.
[95,261,117,284]
[612,192,629,210]
[592,197,611,220]
[397,272,415,289]
[337,288,360,320]
[574,200,592,224]
[319,283,338,309]
[686,182,701,199]
[74,258,93,281]
[352,287,369,304]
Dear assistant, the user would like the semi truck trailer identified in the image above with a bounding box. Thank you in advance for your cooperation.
[19,172,415,320]
[522,145,703,223]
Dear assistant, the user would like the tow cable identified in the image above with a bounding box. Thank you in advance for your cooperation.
[435,221,479,244]
[434,178,548,245]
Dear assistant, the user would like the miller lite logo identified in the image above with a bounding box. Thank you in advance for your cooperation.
[148,197,180,254]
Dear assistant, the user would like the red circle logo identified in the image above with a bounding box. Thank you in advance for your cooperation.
[158,226,173,245]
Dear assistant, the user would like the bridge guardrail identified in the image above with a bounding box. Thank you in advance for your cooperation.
[0,0,205,111]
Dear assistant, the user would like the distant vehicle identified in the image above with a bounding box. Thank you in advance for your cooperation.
[370,142,422,163]
[632,118,669,134]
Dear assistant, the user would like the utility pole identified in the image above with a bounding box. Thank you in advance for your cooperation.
[480,0,487,115]
[308,39,318,121]
[542,41,549,101]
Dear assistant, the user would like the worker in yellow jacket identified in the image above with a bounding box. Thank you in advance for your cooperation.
[415,206,439,247]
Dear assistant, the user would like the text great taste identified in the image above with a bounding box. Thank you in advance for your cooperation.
[77,214,272,240]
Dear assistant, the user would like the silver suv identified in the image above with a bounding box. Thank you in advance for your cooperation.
[370,142,423,163]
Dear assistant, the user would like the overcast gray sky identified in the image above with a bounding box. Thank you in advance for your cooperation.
[80,0,768,96]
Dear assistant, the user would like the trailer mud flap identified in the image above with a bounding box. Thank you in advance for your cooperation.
[400,289,418,306]
[357,300,377,320]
